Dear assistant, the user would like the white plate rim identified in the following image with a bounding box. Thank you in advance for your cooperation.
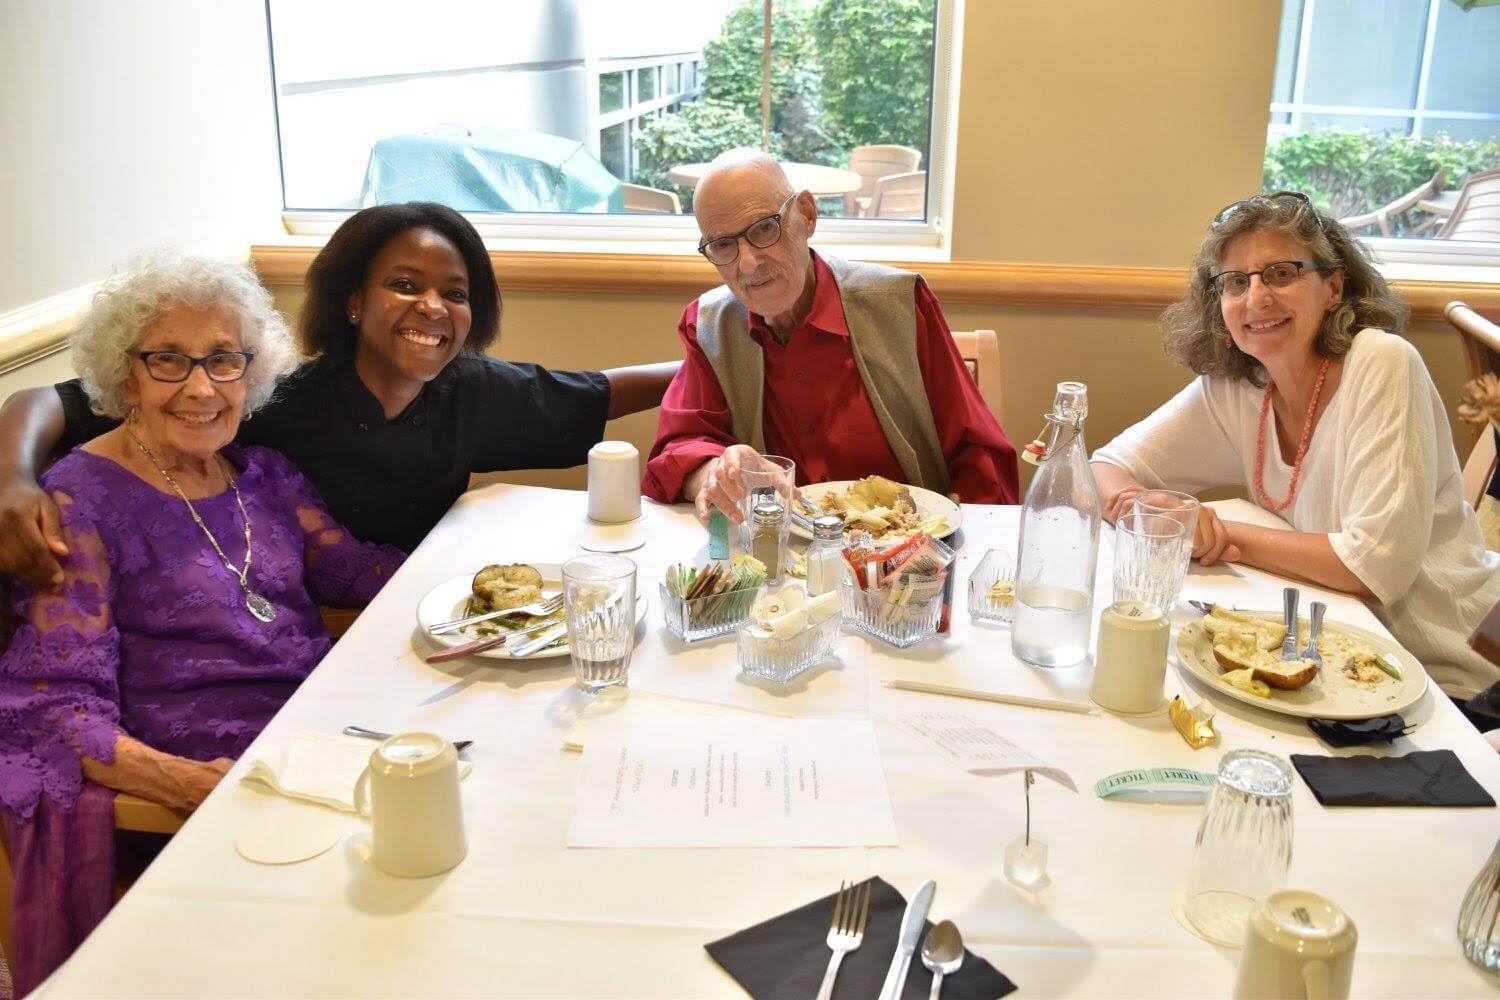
[792,481,962,541]
[1173,612,1428,721]
[416,566,647,661]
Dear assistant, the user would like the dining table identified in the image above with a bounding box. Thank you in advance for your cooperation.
[33,483,1500,998]
[668,161,863,198]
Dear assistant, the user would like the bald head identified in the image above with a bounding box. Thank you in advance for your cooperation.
[692,149,817,330]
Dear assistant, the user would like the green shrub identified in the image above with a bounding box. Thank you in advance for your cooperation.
[1263,128,1500,235]
[634,100,783,208]
[812,0,936,153]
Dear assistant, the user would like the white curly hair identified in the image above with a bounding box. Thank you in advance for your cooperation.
[71,249,297,419]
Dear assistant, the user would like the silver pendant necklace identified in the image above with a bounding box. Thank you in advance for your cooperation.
[126,426,277,624]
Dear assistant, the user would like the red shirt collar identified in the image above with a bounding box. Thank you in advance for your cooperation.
[748,250,849,342]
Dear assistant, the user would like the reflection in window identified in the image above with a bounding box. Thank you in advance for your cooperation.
[600,123,627,180]
[1264,0,1500,242]
[600,72,626,115]
[635,66,656,103]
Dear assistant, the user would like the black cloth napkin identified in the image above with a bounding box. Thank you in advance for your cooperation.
[1307,713,1409,747]
[1291,749,1495,807]
[705,877,1016,1000]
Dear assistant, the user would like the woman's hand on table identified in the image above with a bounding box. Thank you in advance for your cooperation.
[1193,506,1242,565]
[83,736,236,812]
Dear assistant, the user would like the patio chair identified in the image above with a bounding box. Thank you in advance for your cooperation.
[1444,302,1500,549]
[950,329,1003,424]
[1438,170,1500,242]
[620,183,682,215]
[1337,173,1441,237]
[845,144,921,218]
[867,171,927,220]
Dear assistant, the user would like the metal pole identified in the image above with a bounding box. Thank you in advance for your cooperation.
[762,0,772,151]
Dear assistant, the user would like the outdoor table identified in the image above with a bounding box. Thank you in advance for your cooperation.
[1418,189,1461,221]
[35,485,1500,998]
[668,161,862,198]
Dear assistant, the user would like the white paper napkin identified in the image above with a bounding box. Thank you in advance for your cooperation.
[242,731,471,812]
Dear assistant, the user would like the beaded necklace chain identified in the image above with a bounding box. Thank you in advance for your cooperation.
[1253,356,1331,513]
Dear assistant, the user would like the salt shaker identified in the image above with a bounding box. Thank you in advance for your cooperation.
[805,515,846,596]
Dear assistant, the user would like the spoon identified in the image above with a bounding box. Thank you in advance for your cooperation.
[920,919,964,1000]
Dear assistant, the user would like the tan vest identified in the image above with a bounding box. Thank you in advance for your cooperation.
[693,254,950,493]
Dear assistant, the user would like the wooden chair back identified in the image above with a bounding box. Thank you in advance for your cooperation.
[845,144,921,218]
[950,329,1002,423]
[1444,301,1500,509]
[1439,170,1500,242]
[620,183,682,215]
[868,171,928,221]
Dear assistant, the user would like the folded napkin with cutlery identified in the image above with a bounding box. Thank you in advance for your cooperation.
[1290,749,1495,807]
[242,730,472,812]
[705,877,1015,1000]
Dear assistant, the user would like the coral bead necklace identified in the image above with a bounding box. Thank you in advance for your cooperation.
[1253,356,1332,513]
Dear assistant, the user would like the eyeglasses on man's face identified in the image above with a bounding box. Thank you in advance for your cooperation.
[135,350,255,383]
[1209,260,1327,298]
[697,193,799,267]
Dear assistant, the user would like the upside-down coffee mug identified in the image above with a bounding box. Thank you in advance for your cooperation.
[353,732,467,878]
[1232,890,1357,999]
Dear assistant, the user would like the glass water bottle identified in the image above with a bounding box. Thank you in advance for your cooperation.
[1010,381,1101,668]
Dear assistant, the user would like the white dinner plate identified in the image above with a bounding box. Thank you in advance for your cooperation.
[1174,612,1428,721]
[792,481,962,542]
[416,565,648,661]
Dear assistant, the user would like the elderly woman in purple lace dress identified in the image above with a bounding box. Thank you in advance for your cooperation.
[0,251,404,993]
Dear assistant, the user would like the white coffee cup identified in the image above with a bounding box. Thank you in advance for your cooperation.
[587,441,642,524]
[1233,890,1357,999]
[353,732,467,878]
[1091,600,1169,714]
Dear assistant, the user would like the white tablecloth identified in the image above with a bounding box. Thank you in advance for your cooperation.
[36,486,1500,998]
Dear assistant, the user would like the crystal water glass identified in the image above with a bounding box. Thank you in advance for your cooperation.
[1112,512,1187,614]
[1458,834,1500,972]
[1182,750,1294,948]
[1132,490,1200,606]
[735,454,795,556]
[562,554,636,693]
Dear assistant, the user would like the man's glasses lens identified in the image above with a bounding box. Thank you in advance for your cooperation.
[745,217,782,249]
[141,351,252,382]
[703,239,740,266]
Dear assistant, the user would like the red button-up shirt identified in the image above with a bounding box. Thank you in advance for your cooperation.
[643,253,1019,504]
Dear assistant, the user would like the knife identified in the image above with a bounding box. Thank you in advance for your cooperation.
[879,879,935,1000]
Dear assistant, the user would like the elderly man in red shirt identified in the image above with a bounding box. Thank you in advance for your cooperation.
[643,149,1019,522]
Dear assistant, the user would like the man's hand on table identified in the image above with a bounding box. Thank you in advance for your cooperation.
[686,444,762,525]
[0,473,68,590]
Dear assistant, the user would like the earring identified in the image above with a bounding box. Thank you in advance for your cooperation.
[348,311,358,324]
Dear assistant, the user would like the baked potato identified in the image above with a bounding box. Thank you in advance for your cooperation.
[472,563,544,612]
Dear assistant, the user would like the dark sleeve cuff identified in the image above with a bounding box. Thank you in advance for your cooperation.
[53,379,119,453]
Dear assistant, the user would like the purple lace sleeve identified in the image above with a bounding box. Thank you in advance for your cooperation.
[0,490,123,822]
[262,450,406,607]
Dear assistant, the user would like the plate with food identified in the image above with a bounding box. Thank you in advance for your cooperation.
[1174,605,1427,720]
[416,562,648,661]
[793,475,961,544]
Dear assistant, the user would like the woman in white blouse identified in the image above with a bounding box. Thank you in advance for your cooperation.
[1092,191,1500,708]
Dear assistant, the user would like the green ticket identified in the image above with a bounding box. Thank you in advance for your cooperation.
[1095,767,1216,799]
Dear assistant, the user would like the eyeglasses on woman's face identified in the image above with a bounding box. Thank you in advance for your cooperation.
[135,350,255,383]
[697,194,799,267]
[1208,260,1327,299]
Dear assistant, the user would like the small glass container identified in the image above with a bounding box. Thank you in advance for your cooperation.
[736,614,842,685]
[967,549,1017,626]
[659,580,761,643]
[1458,834,1500,972]
[805,515,848,597]
[750,499,788,585]
[838,578,943,649]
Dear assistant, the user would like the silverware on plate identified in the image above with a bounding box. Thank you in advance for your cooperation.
[425,616,561,664]
[1300,601,1326,669]
[815,880,871,1000]
[1280,587,1302,662]
[428,593,564,635]
[343,725,473,753]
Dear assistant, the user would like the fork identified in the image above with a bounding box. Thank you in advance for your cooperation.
[1299,601,1326,669]
[816,880,871,1000]
[429,593,564,635]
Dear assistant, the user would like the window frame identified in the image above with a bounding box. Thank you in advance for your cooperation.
[278,0,963,261]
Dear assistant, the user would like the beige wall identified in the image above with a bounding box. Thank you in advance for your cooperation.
[3,0,1483,495]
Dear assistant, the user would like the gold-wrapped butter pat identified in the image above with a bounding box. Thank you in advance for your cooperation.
[986,580,1015,606]
[1169,695,1217,749]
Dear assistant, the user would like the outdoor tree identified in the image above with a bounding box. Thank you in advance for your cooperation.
[812,0,935,153]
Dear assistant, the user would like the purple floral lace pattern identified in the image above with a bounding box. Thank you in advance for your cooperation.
[0,444,405,822]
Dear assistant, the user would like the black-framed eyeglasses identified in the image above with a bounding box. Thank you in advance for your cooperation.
[135,350,255,383]
[1211,190,1314,230]
[697,193,799,266]
[1208,260,1327,298]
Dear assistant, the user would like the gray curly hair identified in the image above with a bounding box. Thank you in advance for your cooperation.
[1161,193,1409,386]
[72,249,297,419]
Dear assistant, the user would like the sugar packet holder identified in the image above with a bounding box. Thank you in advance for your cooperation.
[1095,767,1216,803]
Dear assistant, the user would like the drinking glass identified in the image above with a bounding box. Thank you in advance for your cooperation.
[1182,750,1294,948]
[1132,490,1200,606]
[736,454,795,562]
[1458,834,1500,972]
[561,554,637,693]
[967,548,1017,626]
[1112,513,1186,613]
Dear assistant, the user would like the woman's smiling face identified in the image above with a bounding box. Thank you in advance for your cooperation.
[347,226,473,392]
[1217,227,1343,371]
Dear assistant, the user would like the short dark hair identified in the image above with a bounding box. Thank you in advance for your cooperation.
[299,202,501,358]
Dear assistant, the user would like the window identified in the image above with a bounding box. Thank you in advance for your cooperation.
[1264,0,1500,252]
[265,1,958,254]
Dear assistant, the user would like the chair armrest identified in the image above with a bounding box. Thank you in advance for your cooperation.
[114,792,186,835]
